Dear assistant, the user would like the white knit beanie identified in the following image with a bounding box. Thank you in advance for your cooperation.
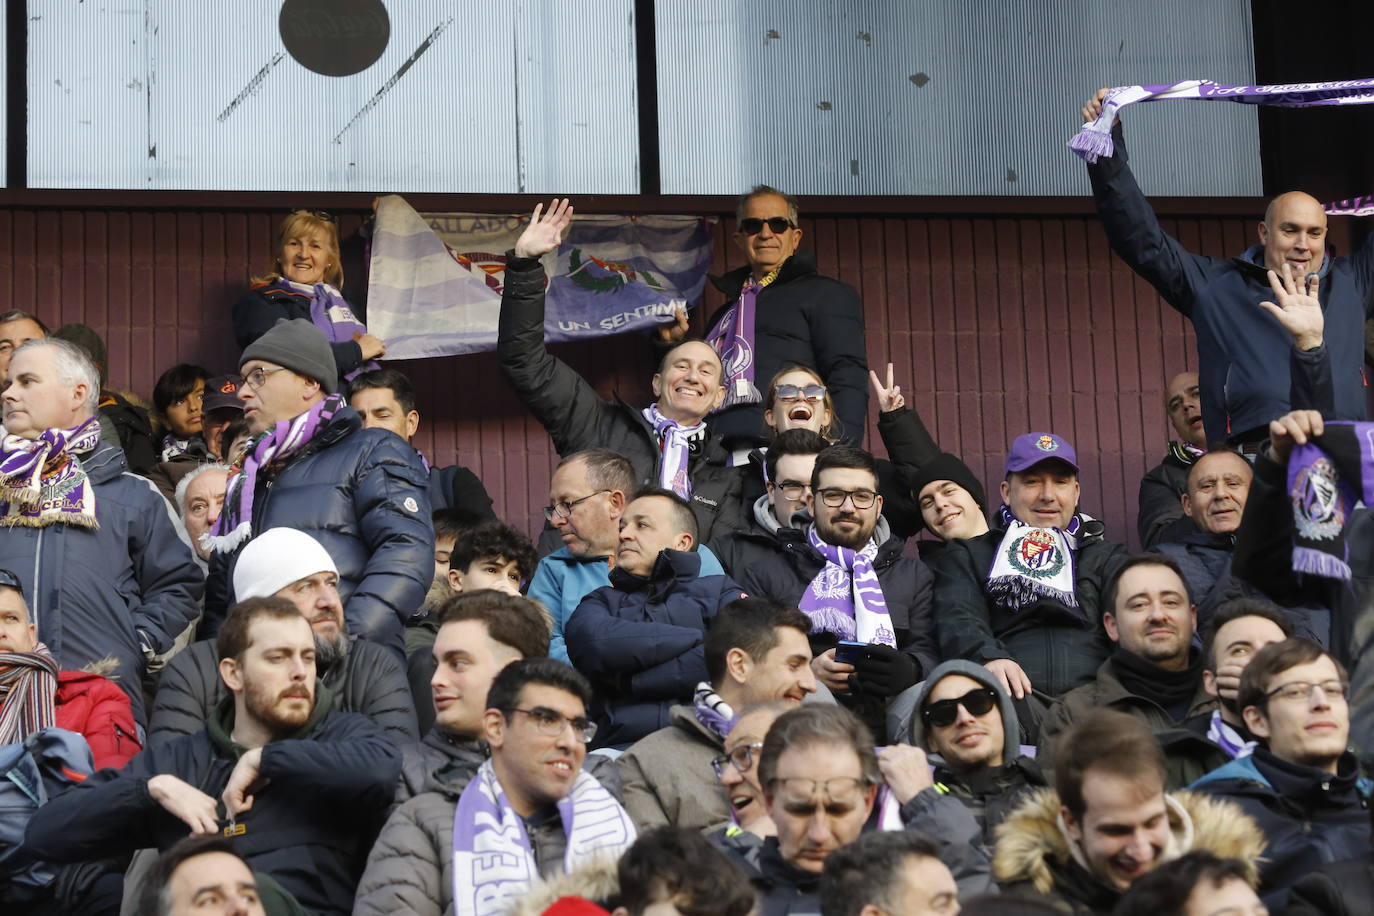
[233,527,339,600]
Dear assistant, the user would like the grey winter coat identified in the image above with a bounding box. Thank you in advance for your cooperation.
[617,704,728,833]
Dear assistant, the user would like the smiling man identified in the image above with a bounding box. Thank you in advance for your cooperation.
[1149,450,1254,613]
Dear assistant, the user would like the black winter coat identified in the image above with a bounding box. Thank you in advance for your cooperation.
[1285,855,1374,916]
[564,549,746,750]
[1151,529,1236,616]
[147,638,418,748]
[233,283,366,385]
[497,256,747,542]
[25,688,401,916]
[932,523,1126,698]
[205,407,434,654]
[1138,450,1196,548]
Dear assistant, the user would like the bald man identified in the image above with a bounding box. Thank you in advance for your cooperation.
[1082,90,1374,445]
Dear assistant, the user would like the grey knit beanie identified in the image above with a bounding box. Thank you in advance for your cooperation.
[239,318,339,394]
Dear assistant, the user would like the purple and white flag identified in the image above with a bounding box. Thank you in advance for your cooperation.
[1324,195,1374,217]
[367,195,715,359]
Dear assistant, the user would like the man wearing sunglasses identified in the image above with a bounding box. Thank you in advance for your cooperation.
[657,185,869,451]
[1192,638,1371,909]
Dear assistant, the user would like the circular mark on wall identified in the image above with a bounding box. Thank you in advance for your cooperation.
[279,0,391,77]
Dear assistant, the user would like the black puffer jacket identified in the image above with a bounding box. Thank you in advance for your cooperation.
[147,638,418,748]
[498,257,746,542]
[205,406,434,654]
[932,522,1126,699]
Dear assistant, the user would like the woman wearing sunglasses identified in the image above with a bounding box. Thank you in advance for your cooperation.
[232,209,386,390]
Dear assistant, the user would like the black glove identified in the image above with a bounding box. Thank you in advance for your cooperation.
[852,644,919,698]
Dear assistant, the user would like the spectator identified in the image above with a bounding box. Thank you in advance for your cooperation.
[1039,555,1225,788]
[709,427,827,574]
[1138,372,1207,548]
[0,338,202,721]
[617,596,817,832]
[610,826,756,916]
[993,709,1262,914]
[348,367,496,518]
[1191,637,1371,908]
[819,831,961,916]
[135,834,310,916]
[202,317,433,654]
[658,185,869,450]
[1111,851,1264,916]
[200,374,245,464]
[715,701,792,842]
[25,597,402,916]
[233,209,384,389]
[1191,599,1292,760]
[0,308,47,381]
[907,453,990,549]
[414,507,490,623]
[902,660,1047,850]
[145,363,212,503]
[1082,89,1374,444]
[1286,806,1374,915]
[566,488,747,749]
[356,657,636,916]
[933,432,1126,714]
[51,322,160,475]
[174,463,231,564]
[730,445,937,741]
[1150,450,1253,614]
[498,199,746,543]
[149,528,416,747]
[0,570,141,770]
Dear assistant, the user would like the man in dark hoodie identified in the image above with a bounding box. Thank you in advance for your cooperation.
[25,597,401,916]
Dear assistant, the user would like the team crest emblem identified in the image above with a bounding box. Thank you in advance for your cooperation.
[1036,436,1058,452]
[1292,457,1345,541]
[1006,528,1065,579]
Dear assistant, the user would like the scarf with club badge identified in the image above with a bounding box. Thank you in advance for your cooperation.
[1284,420,1374,581]
[0,642,59,746]
[643,403,706,499]
[798,525,897,647]
[0,418,102,529]
[451,760,636,916]
[986,505,1081,611]
[704,267,780,409]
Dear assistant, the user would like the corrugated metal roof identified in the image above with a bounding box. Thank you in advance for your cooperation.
[656,0,1261,197]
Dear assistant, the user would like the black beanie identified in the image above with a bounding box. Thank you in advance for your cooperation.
[906,453,987,515]
[240,318,339,394]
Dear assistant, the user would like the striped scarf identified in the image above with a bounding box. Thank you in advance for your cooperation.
[204,394,345,554]
[693,682,736,743]
[0,643,59,746]
[0,418,102,529]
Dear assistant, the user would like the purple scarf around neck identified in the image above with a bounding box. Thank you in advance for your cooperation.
[278,278,380,382]
[798,525,896,646]
[1285,421,1374,581]
[0,417,102,529]
[705,269,780,410]
[1070,77,1374,163]
[643,403,705,499]
[693,681,736,743]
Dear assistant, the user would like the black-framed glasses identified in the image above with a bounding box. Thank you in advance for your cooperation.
[543,489,609,521]
[818,488,878,509]
[738,216,796,236]
[921,687,998,728]
[242,366,287,391]
[292,208,338,224]
[0,568,23,596]
[1264,679,1348,703]
[774,384,826,402]
[772,480,811,500]
[711,742,763,778]
[503,707,598,744]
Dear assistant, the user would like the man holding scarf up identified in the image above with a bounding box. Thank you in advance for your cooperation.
[0,338,202,723]
[933,433,1127,735]
[497,199,747,543]
[731,445,938,743]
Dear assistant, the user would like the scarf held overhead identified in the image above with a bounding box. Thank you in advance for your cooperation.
[0,418,102,529]
[1069,77,1374,163]
[451,760,636,916]
[798,525,897,647]
[1285,421,1374,581]
[0,642,59,747]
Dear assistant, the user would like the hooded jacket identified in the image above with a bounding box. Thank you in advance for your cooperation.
[993,788,1264,915]
[0,439,203,723]
[616,703,730,833]
[564,549,746,749]
[54,661,141,771]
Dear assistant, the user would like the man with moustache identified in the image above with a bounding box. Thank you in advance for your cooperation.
[26,597,401,916]
[1150,449,1254,613]
[1139,372,1208,548]
[149,527,417,747]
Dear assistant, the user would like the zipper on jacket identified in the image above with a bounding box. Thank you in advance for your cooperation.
[31,527,44,631]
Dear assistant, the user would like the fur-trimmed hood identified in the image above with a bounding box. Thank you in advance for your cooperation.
[506,856,621,916]
[993,787,1265,896]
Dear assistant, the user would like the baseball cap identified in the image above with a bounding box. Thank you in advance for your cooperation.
[203,374,245,413]
[1005,432,1079,475]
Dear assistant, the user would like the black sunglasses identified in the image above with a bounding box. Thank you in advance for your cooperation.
[738,216,795,236]
[292,208,337,224]
[921,687,998,728]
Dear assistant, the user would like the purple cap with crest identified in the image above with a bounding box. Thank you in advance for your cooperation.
[1005,432,1079,475]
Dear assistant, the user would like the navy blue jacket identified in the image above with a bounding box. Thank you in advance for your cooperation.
[233,283,367,385]
[1191,748,1372,910]
[0,440,203,723]
[25,688,401,916]
[565,549,746,750]
[1088,124,1374,440]
[205,406,433,655]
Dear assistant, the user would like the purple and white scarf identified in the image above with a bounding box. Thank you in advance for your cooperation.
[798,525,897,647]
[693,682,736,743]
[278,278,380,382]
[1070,77,1374,164]
[0,642,59,747]
[0,418,102,529]
[986,505,1081,611]
[705,268,779,409]
[643,403,706,499]
[451,760,636,916]
[1285,421,1374,581]
[1206,711,1255,760]
[204,394,346,554]
[1325,195,1374,218]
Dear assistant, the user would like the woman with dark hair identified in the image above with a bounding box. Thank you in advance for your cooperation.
[231,209,385,389]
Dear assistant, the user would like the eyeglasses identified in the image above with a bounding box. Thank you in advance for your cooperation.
[292,208,337,224]
[503,707,598,744]
[738,217,796,236]
[769,777,873,815]
[242,366,288,391]
[818,488,878,509]
[711,742,764,778]
[772,480,811,500]
[0,568,23,597]
[921,687,999,728]
[1265,679,1348,703]
[543,489,609,521]
[774,384,826,402]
